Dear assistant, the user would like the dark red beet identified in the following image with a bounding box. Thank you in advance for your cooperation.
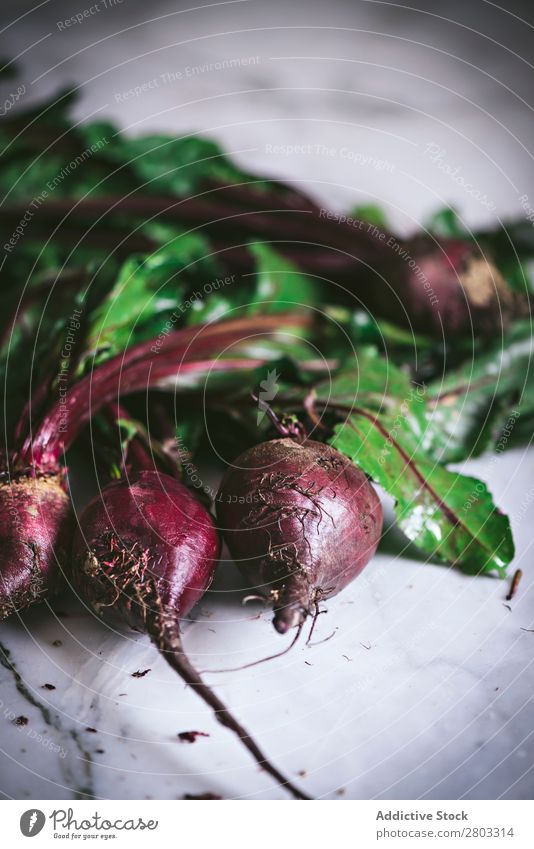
[384,237,519,337]
[72,471,217,628]
[1,314,306,621]
[0,474,71,619]
[71,469,309,800]
[217,439,383,634]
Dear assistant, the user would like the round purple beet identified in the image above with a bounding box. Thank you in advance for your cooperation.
[0,475,72,619]
[71,470,219,630]
[71,469,310,799]
[217,438,383,633]
[390,237,517,337]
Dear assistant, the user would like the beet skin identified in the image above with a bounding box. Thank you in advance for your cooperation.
[217,439,383,633]
[389,236,518,337]
[0,474,71,619]
[72,469,309,800]
[71,470,218,630]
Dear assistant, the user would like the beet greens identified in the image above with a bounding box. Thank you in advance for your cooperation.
[1,88,530,343]
[0,75,531,806]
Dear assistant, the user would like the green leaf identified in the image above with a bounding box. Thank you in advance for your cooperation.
[348,204,390,229]
[315,348,427,431]
[114,416,140,459]
[423,321,534,462]
[0,109,120,201]
[246,242,320,312]
[321,307,438,381]
[184,242,320,327]
[174,414,205,461]
[99,132,261,197]
[289,353,515,575]
[78,233,219,370]
[331,411,513,576]
[425,207,467,239]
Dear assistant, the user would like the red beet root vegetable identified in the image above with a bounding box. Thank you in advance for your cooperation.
[71,469,309,800]
[217,439,383,634]
[0,473,72,619]
[0,314,306,619]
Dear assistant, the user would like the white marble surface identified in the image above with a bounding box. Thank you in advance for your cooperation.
[1,0,533,801]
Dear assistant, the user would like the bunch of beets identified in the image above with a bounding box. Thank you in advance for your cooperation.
[0,89,531,799]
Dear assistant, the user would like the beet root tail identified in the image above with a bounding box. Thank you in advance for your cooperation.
[155,620,311,800]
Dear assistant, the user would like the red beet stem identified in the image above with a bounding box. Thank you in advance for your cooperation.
[115,312,309,373]
[104,403,157,475]
[0,192,388,268]
[157,620,310,800]
[15,313,310,470]
[1,193,519,335]
[19,358,259,470]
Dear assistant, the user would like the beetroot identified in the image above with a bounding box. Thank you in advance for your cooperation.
[0,473,72,619]
[0,314,305,620]
[72,472,217,628]
[217,439,383,634]
[71,469,309,800]
[376,236,519,337]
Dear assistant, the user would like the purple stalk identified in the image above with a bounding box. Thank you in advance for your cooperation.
[15,312,309,470]
[1,193,522,336]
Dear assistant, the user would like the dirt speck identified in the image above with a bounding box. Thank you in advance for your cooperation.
[131,669,151,678]
[178,731,210,743]
[183,792,222,800]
